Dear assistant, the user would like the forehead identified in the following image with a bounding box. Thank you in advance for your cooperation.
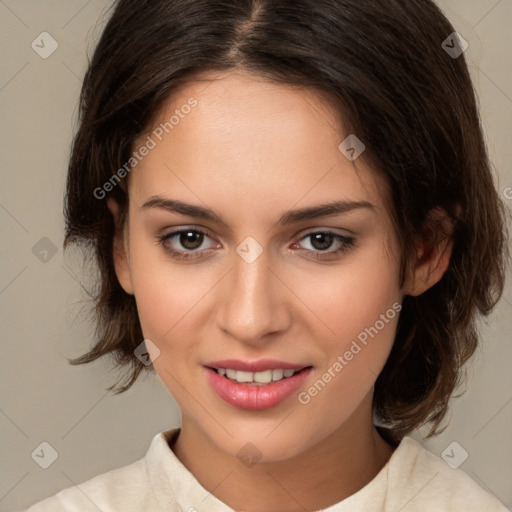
[129,70,389,222]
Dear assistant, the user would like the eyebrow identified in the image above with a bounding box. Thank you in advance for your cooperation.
[140,196,375,226]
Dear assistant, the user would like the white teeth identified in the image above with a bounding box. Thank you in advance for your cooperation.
[226,368,237,379]
[272,369,284,380]
[254,370,272,383]
[216,368,300,384]
[235,370,253,383]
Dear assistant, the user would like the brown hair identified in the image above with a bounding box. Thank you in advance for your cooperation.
[64,0,509,444]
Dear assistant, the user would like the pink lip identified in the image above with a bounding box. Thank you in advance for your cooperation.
[204,358,309,372]
[204,366,313,410]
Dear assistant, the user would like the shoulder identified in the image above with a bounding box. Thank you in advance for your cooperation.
[21,431,175,512]
[387,436,508,511]
[22,458,151,512]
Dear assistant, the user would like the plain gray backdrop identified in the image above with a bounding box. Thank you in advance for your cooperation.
[1,1,511,510]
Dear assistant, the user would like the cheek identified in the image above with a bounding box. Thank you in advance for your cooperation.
[129,251,205,401]
[298,240,401,341]
[296,243,401,394]
[128,242,219,395]
[128,237,204,340]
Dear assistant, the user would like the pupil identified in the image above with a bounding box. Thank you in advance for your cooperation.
[311,233,333,250]
[181,231,203,250]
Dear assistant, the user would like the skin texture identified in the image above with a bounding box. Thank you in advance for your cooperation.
[108,70,453,512]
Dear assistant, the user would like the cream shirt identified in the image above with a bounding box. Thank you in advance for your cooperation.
[20,428,507,511]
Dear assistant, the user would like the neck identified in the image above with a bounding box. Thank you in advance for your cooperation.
[171,395,396,512]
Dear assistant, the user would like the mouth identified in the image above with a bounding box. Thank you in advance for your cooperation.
[203,363,313,410]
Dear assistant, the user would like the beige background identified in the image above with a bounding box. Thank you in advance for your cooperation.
[0,1,511,510]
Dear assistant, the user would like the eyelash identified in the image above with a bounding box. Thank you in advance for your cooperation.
[157,228,356,261]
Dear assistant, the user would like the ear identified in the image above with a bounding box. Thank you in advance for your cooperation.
[107,197,134,295]
[402,207,455,297]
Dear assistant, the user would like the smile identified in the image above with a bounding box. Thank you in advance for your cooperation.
[204,364,313,410]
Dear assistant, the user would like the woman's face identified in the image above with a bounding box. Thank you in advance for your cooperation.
[115,70,405,461]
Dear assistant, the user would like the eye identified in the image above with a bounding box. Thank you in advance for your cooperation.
[292,231,356,259]
[158,228,218,260]
[158,228,356,261]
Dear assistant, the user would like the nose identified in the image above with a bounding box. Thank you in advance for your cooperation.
[217,246,291,345]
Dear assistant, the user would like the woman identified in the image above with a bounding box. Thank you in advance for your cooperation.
[21,0,509,510]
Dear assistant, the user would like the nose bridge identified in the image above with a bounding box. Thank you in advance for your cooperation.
[218,242,286,342]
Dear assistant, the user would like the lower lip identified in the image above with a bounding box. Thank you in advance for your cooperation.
[204,366,312,410]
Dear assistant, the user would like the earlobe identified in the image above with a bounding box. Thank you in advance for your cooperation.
[107,197,134,295]
[402,207,455,297]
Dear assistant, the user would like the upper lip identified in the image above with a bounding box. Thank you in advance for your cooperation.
[204,359,311,372]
